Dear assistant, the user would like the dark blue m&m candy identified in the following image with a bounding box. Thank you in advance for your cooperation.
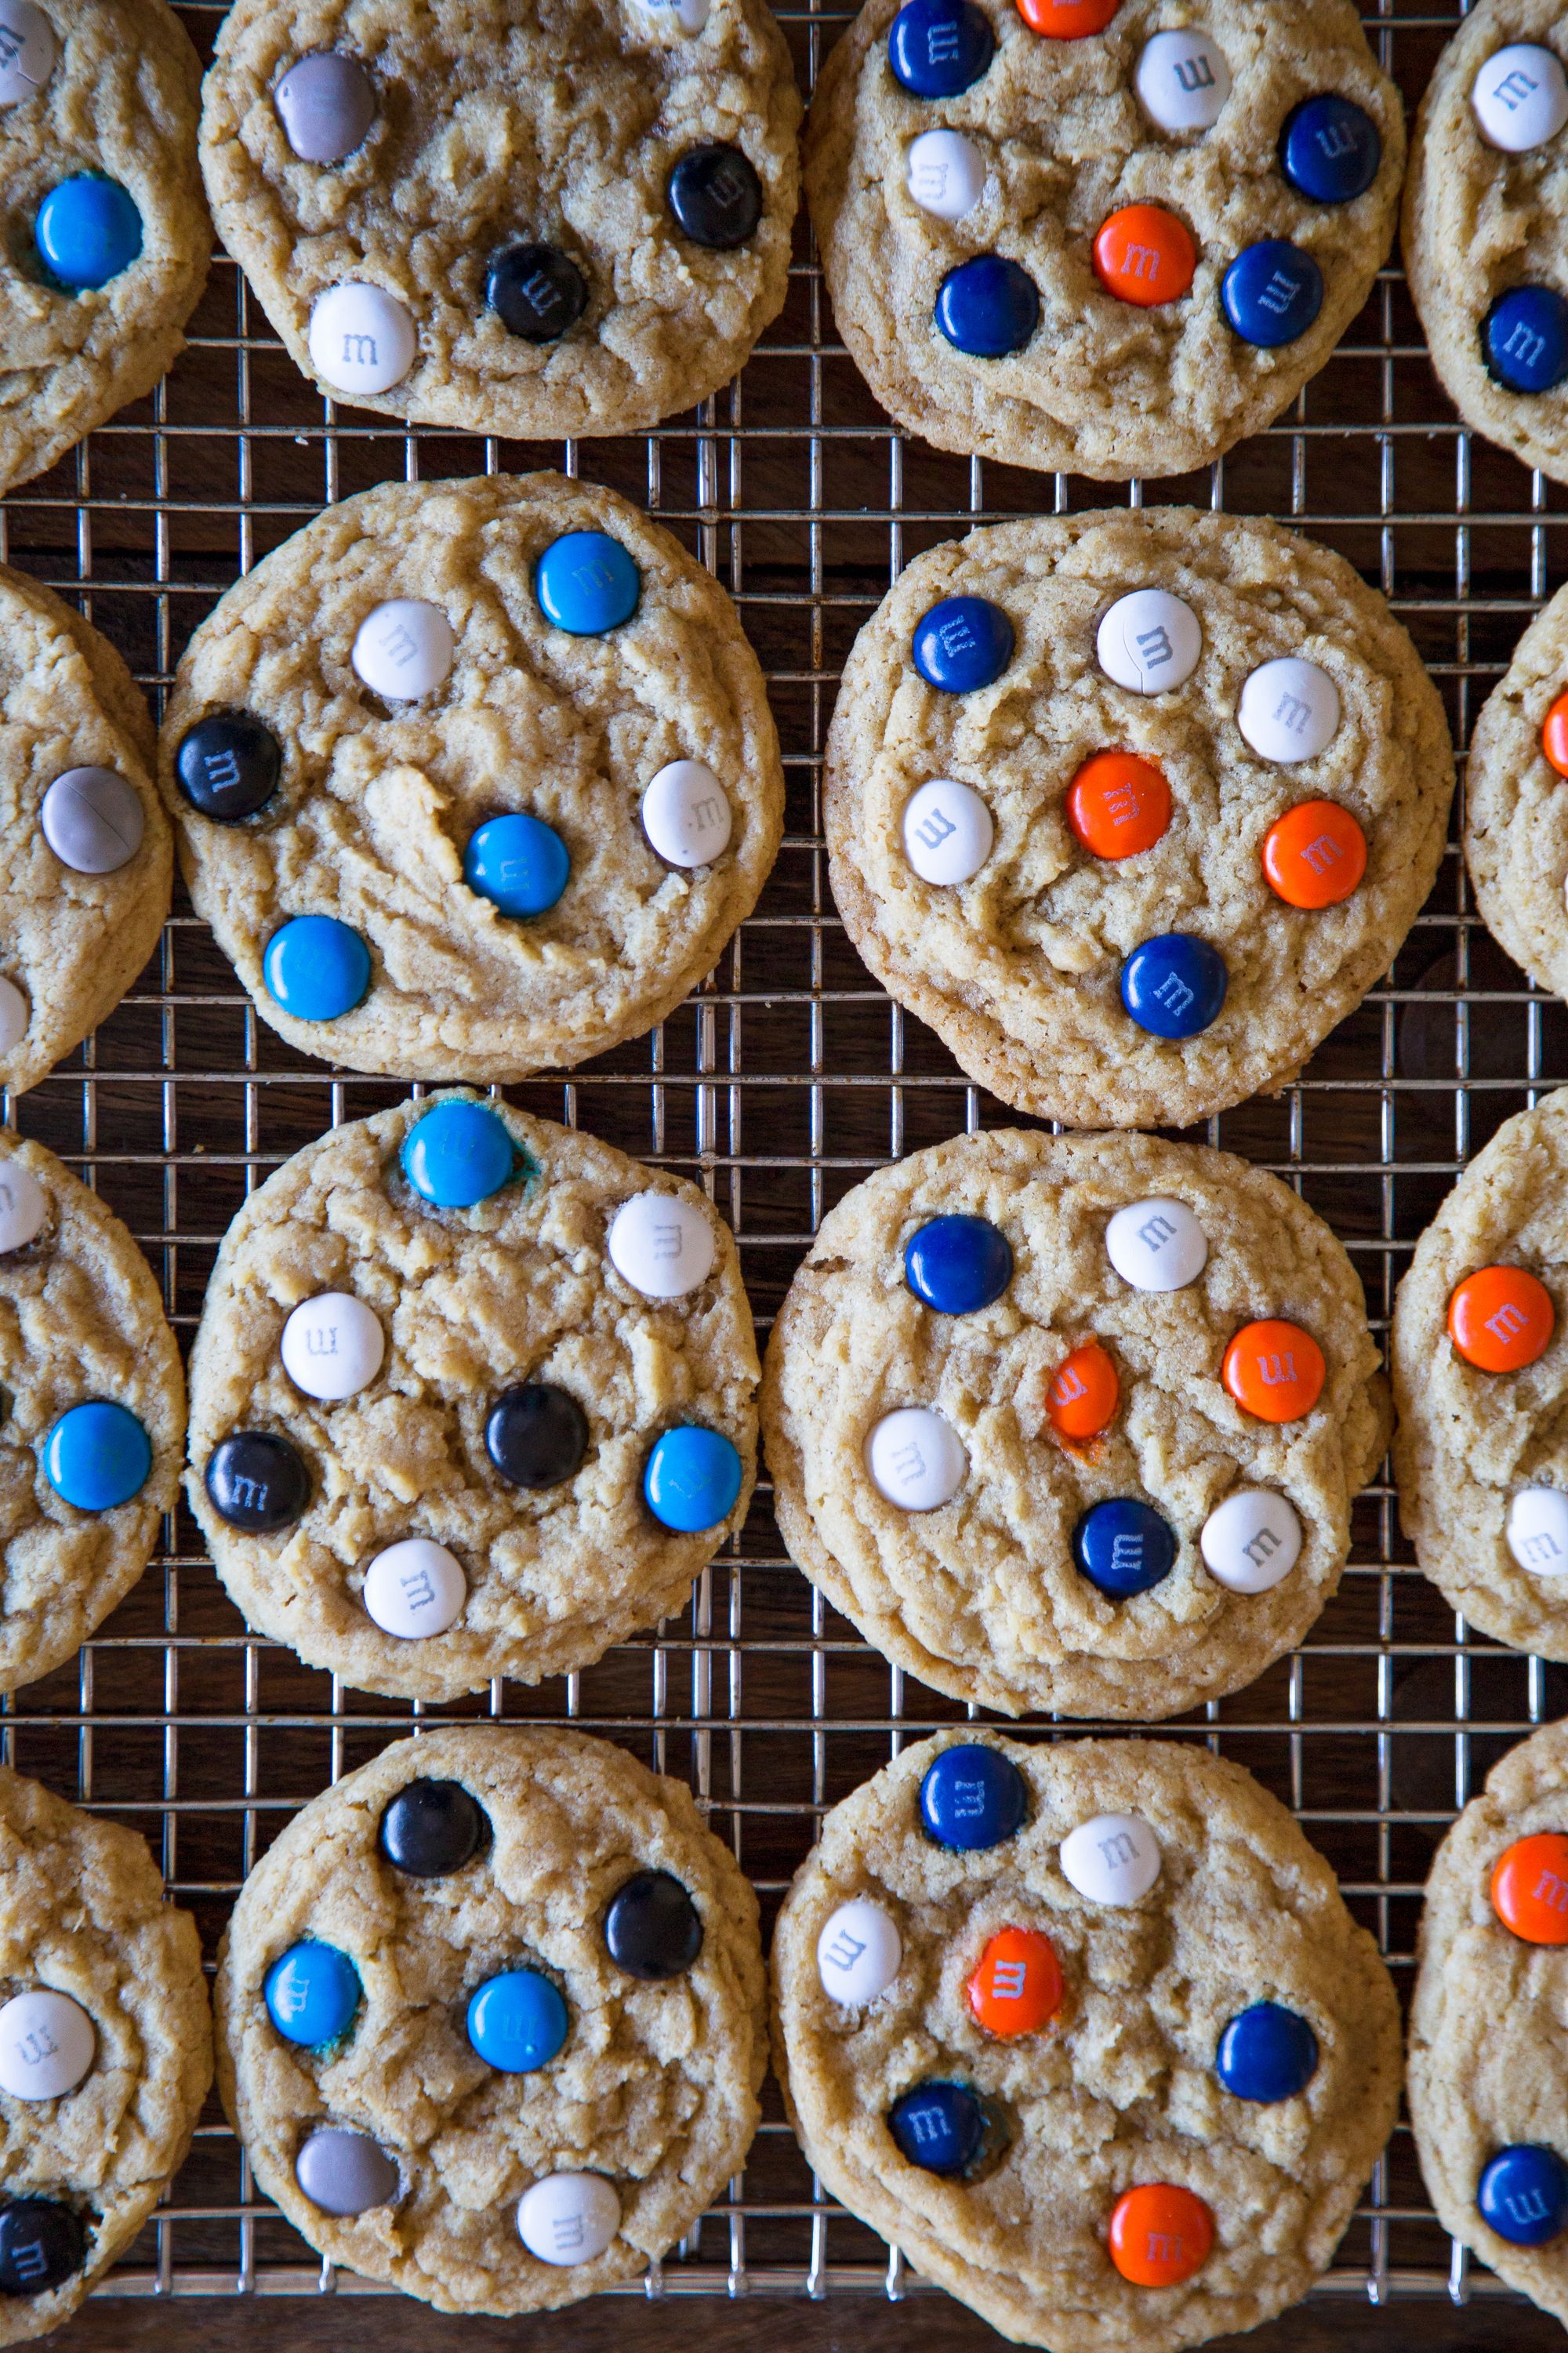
[0,2198,84,2296]
[1221,239,1324,348]
[264,1940,361,2050]
[935,254,1040,358]
[535,530,641,634]
[205,1430,310,1533]
[1483,286,1568,395]
[888,0,993,98]
[175,712,281,822]
[905,1215,1013,1315]
[888,2080,986,2175]
[920,1742,1027,1851]
[401,1099,517,1208]
[1279,96,1381,204]
[1215,2002,1319,2103]
[43,1401,151,1512]
[1478,2144,1568,2246]
[913,595,1014,694]
[1073,1497,1176,1597]
[1120,933,1227,1038]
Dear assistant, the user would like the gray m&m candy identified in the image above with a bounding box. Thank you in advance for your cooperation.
[274,51,377,164]
[0,2,58,108]
[40,768,143,873]
[295,2125,400,2215]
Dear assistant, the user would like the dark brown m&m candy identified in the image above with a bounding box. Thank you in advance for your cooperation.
[0,2198,84,2296]
[603,1869,702,1979]
[378,1780,488,1878]
[204,1430,310,1533]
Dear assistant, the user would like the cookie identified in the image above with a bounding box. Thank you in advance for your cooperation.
[825,507,1453,1131]
[772,1728,1401,2353]
[216,1723,766,2315]
[187,1091,758,1701]
[805,0,1402,481]
[0,0,209,497]
[0,563,172,1095]
[1408,1718,1568,2323]
[0,1128,183,1694]
[198,0,800,439]
[760,1127,1387,1722]
[157,471,785,1082]
[1464,579,1568,995]
[1404,0,1568,485]
[0,1762,211,2347]
[1391,1088,1568,1658]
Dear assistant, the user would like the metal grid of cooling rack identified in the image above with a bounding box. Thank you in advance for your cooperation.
[1,0,1566,2319]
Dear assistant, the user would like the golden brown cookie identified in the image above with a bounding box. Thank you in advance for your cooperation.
[1465,580,1568,997]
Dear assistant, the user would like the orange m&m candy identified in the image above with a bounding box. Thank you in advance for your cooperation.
[1543,690,1568,778]
[1091,205,1196,308]
[1066,752,1172,859]
[1491,1833,1568,1944]
[1221,1320,1325,1422]
[1108,2184,1214,2287]
[1447,1265,1554,1372]
[1016,0,1120,34]
[1045,1340,1120,1440]
[967,1926,1065,2036]
[1261,800,1368,910]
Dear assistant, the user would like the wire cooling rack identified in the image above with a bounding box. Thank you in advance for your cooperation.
[2,0,1566,2319]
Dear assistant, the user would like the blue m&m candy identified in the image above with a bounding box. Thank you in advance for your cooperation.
[920,1742,1027,1850]
[264,1941,361,2050]
[1279,96,1381,204]
[913,596,1014,694]
[1483,286,1568,395]
[905,1215,1013,1315]
[644,1425,744,1531]
[262,913,372,1022]
[1478,2144,1568,2246]
[1215,2002,1319,2103]
[935,255,1040,357]
[43,1401,151,1512]
[888,2080,986,2175]
[1120,933,1227,1038]
[34,176,141,292]
[466,1968,568,2073]
[535,532,641,634]
[464,814,569,917]
[1221,240,1324,348]
[401,1099,517,1208]
[888,0,993,98]
[1073,1498,1176,1597]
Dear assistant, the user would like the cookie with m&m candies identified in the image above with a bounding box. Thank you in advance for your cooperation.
[1392,1088,1568,1661]
[804,0,1402,480]
[760,1125,1386,1720]
[824,507,1453,1129]
[772,1730,1401,2351]
[1465,579,1568,1001]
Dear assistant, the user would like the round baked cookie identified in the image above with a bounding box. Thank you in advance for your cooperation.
[0,1127,183,1693]
[0,563,172,1095]
[187,1092,758,1701]
[1404,0,1568,485]
[1409,1718,1568,2322]
[198,0,800,438]
[805,0,1402,481]
[826,507,1454,1130]
[760,1127,1387,1721]
[0,1762,211,2346]
[216,1724,766,2315]
[772,1729,1402,2353]
[1391,1088,1568,1658]
[0,0,209,496]
[1464,581,1568,996]
[157,472,785,1082]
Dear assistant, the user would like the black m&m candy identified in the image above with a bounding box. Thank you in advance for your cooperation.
[205,1431,310,1533]
[0,2198,84,2296]
[485,1385,589,1489]
[487,242,587,343]
[174,712,281,822]
[378,1780,488,1878]
[604,1868,703,1979]
[666,144,763,250]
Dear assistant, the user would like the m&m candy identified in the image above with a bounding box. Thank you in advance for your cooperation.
[1059,1811,1160,1903]
[1221,240,1323,348]
[1221,1320,1325,1422]
[1109,2184,1214,2286]
[1483,286,1568,396]
[1279,94,1381,202]
[0,1991,94,2101]
[920,1743,1027,1850]
[1015,0,1118,34]
[464,814,570,917]
[1073,1498,1175,1596]
[0,2200,83,2296]
[379,1779,488,1877]
[175,711,281,822]
[1134,30,1230,136]
[1447,1265,1554,1372]
[888,2079,987,2174]
[1096,587,1201,693]
[967,1926,1064,2035]
[518,2172,621,2264]
[1199,1488,1301,1594]
[264,1941,361,2049]
[263,913,372,1022]
[935,254,1040,357]
[205,1430,311,1534]
[534,532,641,634]
[42,1401,151,1511]
[1091,205,1196,307]
[887,0,993,97]
[906,127,985,221]
[1105,1196,1207,1291]
[274,51,378,164]
[666,143,763,249]
[1472,45,1568,154]
[866,1407,967,1510]
[1543,689,1568,776]
[1491,1832,1568,1943]
[902,778,995,884]
[296,2127,400,2216]
[1262,801,1367,908]
[34,176,141,291]
[1065,751,1171,859]
[643,1425,744,1531]
[1507,1487,1568,1577]
[1236,655,1341,764]
[905,1214,1013,1314]
[466,1968,569,2072]
[1044,1341,1118,1441]
[913,596,1014,694]
[1478,2144,1568,2246]
[817,1898,902,2005]
[604,1869,703,1978]
[1120,933,1228,1038]
[401,1098,517,1208]
[1215,2001,1319,2101]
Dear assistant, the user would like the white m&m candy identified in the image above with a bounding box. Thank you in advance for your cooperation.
[0,1155,45,1254]
[1059,1812,1161,1905]
[816,1898,902,2005]
[1472,43,1568,154]
[362,1538,466,1637]
[41,768,143,873]
[1105,1196,1207,1291]
[0,0,57,106]
[352,599,454,700]
[1096,590,1202,695]
[1134,30,1231,136]
[1507,1487,1568,1576]
[608,1191,716,1298]
[630,0,710,32]
[1236,657,1341,764]
[280,1291,385,1400]
[902,779,994,885]
[518,2172,621,2266]
[866,1407,966,1511]
[906,129,985,222]
[307,282,416,395]
[641,760,733,867]
[0,1989,94,2099]
[1200,1488,1302,1595]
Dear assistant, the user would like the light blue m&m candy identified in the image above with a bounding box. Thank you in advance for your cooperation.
[1215,2002,1319,2102]
[1221,239,1324,348]
[264,1941,361,2050]
[644,1426,744,1531]
[919,1742,1026,1850]
[1120,933,1227,1039]
[43,1401,151,1511]
[34,176,141,292]
[401,1099,517,1209]
[912,595,1014,694]
[535,532,641,634]
[1483,286,1568,394]
[935,254,1040,357]
[1072,1497,1176,1597]
[466,1968,568,2073]
[904,1215,1012,1315]
[262,914,372,1022]
[1478,2144,1568,2246]
[464,814,569,917]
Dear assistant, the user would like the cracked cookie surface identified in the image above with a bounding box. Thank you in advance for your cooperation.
[1465,581,1568,997]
